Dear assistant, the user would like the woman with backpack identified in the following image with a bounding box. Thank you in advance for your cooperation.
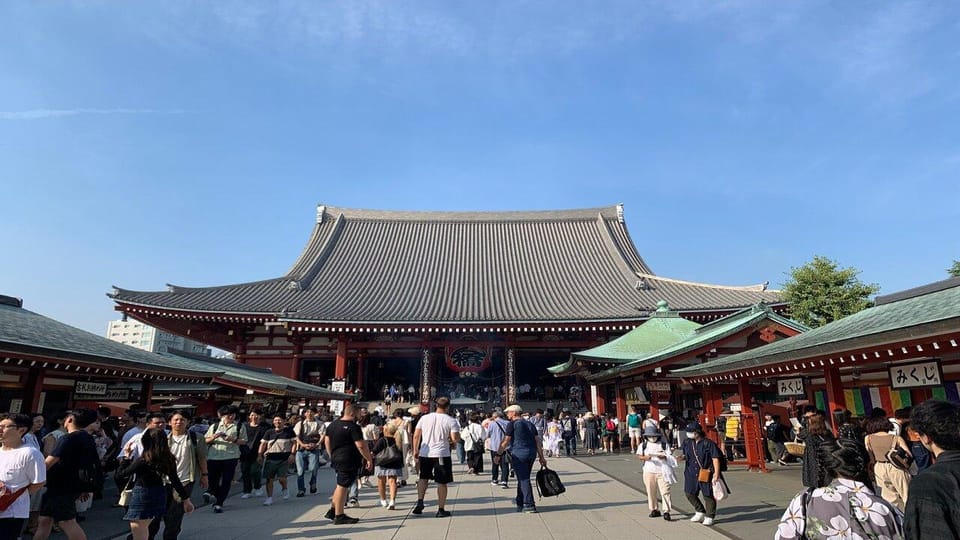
[118,427,194,540]
[603,415,618,453]
[462,413,486,474]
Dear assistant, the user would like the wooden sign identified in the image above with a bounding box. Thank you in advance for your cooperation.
[75,381,107,396]
[777,378,805,397]
[890,359,943,389]
[645,381,671,392]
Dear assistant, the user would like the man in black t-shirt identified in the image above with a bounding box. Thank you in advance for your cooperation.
[322,405,373,525]
[34,408,100,540]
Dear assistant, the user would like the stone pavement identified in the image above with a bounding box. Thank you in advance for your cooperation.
[81,456,729,540]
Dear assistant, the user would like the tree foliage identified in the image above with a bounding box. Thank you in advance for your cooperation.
[782,256,880,328]
[949,260,960,278]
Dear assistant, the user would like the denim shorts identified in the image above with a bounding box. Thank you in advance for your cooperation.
[123,486,168,521]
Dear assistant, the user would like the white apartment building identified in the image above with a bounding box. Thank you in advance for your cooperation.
[106,318,210,355]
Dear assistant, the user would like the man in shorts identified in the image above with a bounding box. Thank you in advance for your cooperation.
[627,406,643,453]
[322,405,373,525]
[34,408,100,540]
[258,414,296,506]
[412,396,461,517]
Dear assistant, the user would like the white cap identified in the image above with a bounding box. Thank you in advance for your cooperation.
[504,404,523,413]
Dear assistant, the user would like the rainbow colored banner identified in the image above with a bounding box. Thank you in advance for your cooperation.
[813,387,915,416]
[932,382,960,403]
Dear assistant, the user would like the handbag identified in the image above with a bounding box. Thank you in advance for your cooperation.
[374,443,403,468]
[886,446,914,471]
[117,474,136,507]
[785,441,806,457]
[535,466,566,498]
[692,440,712,483]
[0,486,27,512]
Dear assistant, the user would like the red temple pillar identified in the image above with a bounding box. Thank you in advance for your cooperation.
[22,368,45,413]
[824,366,845,436]
[649,400,660,421]
[738,378,762,472]
[335,336,348,380]
[355,354,365,393]
[595,386,607,416]
[140,380,154,410]
[615,380,627,420]
[702,386,723,446]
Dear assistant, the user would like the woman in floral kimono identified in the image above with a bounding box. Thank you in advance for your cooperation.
[776,438,903,540]
[544,416,561,457]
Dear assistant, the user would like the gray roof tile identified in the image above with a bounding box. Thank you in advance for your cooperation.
[112,205,782,324]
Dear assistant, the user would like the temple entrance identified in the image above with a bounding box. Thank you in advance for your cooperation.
[361,355,420,405]
[437,349,504,410]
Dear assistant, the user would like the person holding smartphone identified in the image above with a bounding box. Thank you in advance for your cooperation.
[203,406,246,513]
[636,425,676,521]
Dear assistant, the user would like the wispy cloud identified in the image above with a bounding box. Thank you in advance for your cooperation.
[0,108,184,120]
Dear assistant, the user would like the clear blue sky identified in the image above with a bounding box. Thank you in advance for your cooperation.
[2,2,958,335]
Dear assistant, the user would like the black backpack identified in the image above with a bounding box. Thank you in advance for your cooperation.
[535,466,566,498]
[77,454,105,493]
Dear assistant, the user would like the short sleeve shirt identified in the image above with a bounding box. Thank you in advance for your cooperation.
[504,419,539,460]
[48,430,98,495]
[325,419,363,471]
[416,412,461,458]
[261,427,296,461]
[0,445,46,518]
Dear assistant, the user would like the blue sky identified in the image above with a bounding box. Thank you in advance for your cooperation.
[2,1,958,335]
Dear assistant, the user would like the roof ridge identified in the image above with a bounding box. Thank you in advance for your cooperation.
[639,273,775,292]
[318,204,621,222]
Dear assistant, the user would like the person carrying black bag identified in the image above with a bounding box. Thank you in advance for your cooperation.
[371,423,404,510]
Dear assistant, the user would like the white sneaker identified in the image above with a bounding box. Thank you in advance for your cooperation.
[380,499,388,508]
[262,497,273,506]
[702,517,715,526]
[254,488,264,497]
[240,493,252,499]
[690,512,705,523]
[281,489,290,500]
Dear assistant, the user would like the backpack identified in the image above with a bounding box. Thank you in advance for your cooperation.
[765,423,779,441]
[535,466,566,498]
[77,454,105,493]
[605,419,616,432]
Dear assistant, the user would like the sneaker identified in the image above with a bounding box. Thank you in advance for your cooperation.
[702,517,715,526]
[663,512,672,522]
[348,498,359,508]
[262,497,273,506]
[500,482,509,489]
[202,492,212,504]
[490,480,500,486]
[281,489,290,500]
[296,490,305,498]
[412,501,424,515]
[388,501,395,510]
[333,514,359,525]
[324,506,335,520]
[522,506,538,513]
[240,493,252,499]
[254,488,264,497]
[436,509,452,518]
[690,512,704,523]
[213,505,223,513]
[380,499,388,508]
[648,510,661,518]
[309,486,318,494]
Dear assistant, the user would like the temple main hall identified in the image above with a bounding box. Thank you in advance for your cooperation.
[111,204,783,407]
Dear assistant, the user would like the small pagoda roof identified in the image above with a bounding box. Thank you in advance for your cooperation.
[575,301,701,362]
[111,204,783,325]
[674,277,960,381]
[586,304,808,382]
[161,349,350,400]
[0,296,220,382]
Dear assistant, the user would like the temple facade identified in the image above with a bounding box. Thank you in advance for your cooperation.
[111,204,784,407]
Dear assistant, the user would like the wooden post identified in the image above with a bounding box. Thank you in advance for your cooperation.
[22,368,45,413]
[140,380,154,410]
[824,366,844,436]
[615,380,627,420]
[355,354,365,394]
[595,386,607,416]
[738,378,761,472]
[335,336,348,380]
[702,386,723,446]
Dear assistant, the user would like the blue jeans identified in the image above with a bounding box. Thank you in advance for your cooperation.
[490,450,510,484]
[563,433,577,456]
[510,454,535,509]
[296,449,320,491]
[457,440,466,464]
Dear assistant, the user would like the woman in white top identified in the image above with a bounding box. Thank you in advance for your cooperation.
[636,425,676,521]
[0,414,46,538]
[462,413,486,475]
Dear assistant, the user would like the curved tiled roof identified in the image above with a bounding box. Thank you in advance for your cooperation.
[112,204,782,324]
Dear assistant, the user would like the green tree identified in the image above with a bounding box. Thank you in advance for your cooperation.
[782,256,879,328]
[949,260,960,278]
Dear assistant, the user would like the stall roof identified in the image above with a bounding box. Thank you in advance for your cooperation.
[586,304,807,382]
[674,277,960,380]
[0,297,221,382]
[161,349,351,400]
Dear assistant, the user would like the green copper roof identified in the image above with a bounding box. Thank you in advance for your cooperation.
[587,304,808,381]
[573,302,701,362]
[674,278,960,379]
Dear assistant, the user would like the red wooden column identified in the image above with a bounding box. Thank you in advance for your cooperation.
[140,380,154,410]
[649,398,660,421]
[738,378,762,472]
[615,380,627,420]
[22,368,45,413]
[334,335,348,380]
[702,386,723,446]
[824,366,845,436]
[595,386,607,416]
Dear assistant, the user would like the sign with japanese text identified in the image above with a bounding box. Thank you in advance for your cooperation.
[330,380,346,416]
[75,381,107,396]
[74,388,131,401]
[889,360,942,389]
[645,381,671,392]
[777,377,805,396]
[624,386,648,404]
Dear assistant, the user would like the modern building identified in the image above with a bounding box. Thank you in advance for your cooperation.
[106,317,210,355]
[111,204,785,408]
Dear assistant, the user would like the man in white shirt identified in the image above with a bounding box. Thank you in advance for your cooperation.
[412,397,461,518]
[119,412,166,459]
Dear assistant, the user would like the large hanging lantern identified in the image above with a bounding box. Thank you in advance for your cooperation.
[445,346,492,374]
